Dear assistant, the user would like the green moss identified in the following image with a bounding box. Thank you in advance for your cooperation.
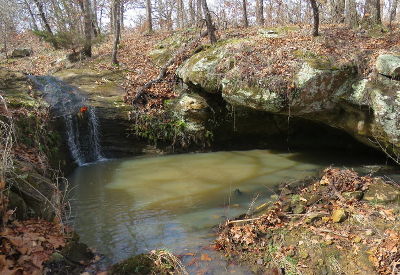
[293,50,337,70]
[132,107,213,149]
[111,254,155,275]
[148,48,172,67]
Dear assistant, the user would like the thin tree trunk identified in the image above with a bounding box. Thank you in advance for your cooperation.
[310,0,319,36]
[32,0,53,34]
[189,0,196,26]
[24,0,39,31]
[112,0,121,65]
[242,0,249,27]
[201,0,217,43]
[331,0,345,22]
[364,0,381,24]
[2,21,8,59]
[110,3,114,33]
[196,0,203,26]
[146,0,153,32]
[92,0,101,35]
[82,0,92,57]
[120,1,125,30]
[178,0,185,28]
[256,0,265,25]
[390,0,398,26]
[345,0,358,27]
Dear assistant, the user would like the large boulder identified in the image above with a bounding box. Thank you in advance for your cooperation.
[176,39,400,155]
[177,39,248,93]
[376,54,400,79]
[11,48,33,58]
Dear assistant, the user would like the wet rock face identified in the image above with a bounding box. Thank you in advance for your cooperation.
[177,42,400,155]
[53,69,142,157]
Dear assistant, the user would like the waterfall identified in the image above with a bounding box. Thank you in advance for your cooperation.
[29,76,104,166]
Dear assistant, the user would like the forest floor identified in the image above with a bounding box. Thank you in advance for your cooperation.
[216,168,400,275]
[2,23,400,113]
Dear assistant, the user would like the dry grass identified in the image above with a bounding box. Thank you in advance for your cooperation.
[149,249,188,275]
[0,94,15,223]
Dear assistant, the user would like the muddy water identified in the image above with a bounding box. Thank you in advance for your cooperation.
[69,149,387,273]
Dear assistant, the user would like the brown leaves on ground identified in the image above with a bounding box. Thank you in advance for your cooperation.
[216,168,400,275]
[319,167,372,192]
[0,219,67,275]
[370,230,400,275]
[3,25,400,115]
[217,206,285,250]
[1,32,68,75]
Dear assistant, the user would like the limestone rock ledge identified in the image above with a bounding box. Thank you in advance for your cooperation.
[176,40,400,155]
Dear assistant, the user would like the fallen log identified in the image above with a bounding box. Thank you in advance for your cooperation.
[131,29,209,105]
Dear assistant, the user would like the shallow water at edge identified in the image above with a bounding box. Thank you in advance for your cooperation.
[68,149,393,274]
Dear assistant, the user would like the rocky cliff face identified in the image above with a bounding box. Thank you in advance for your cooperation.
[175,37,400,155]
[53,69,148,157]
[0,68,70,220]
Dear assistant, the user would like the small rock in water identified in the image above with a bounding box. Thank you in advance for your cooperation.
[331,208,347,223]
[233,189,243,196]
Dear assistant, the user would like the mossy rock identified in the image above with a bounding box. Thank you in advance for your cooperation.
[110,254,156,275]
[7,191,29,220]
[363,181,400,203]
[177,38,248,93]
[376,54,400,79]
[148,48,172,67]
[61,238,94,264]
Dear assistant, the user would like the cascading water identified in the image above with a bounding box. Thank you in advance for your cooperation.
[29,76,103,165]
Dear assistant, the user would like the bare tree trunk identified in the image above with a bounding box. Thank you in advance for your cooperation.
[112,0,121,65]
[146,0,153,32]
[32,0,53,34]
[310,0,319,36]
[256,0,264,26]
[363,0,381,24]
[330,0,345,22]
[345,0,358,27]
[120,1,125,31]
[201,0,216,43]
[177,0,185,28]
[92,0,101,35]
[189,0,196,26]
[390,0,398,26]
[196,0,203,26]
[82,0,92,57]
[242,0,249,27]
[2,20,8,59]
[110,3,114,32]
[24,0,39,31]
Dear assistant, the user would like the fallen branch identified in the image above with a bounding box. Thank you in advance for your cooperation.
[131,30,208,105]
[226,216,263,225]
